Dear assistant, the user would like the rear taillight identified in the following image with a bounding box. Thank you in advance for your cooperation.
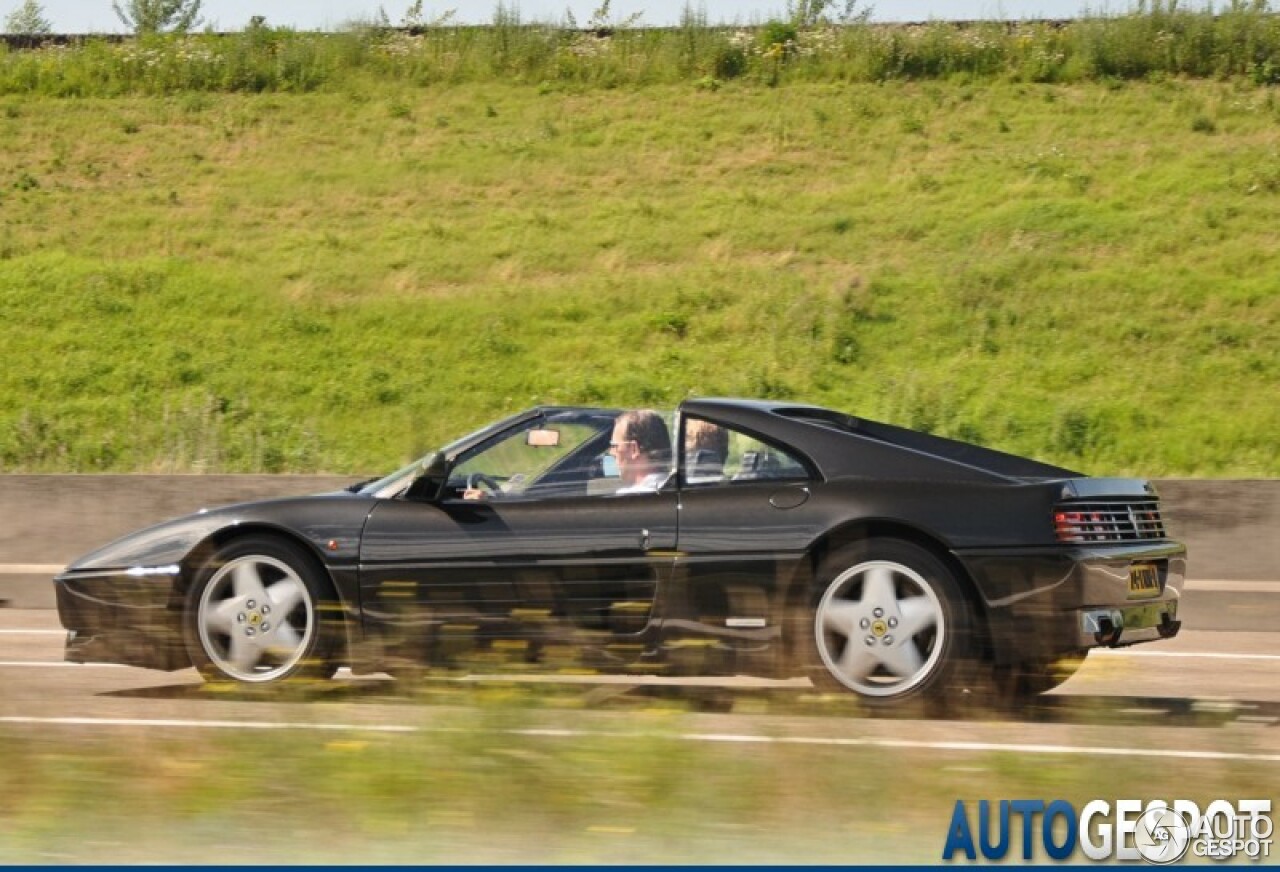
[1054,502,1166,542]
[1055,511,1085,542]
[1054,510,1113,542]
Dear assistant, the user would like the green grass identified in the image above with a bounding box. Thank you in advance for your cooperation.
[0,40,1277,475]
[2,704,1276,863]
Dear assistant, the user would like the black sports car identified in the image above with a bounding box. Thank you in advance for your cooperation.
[54,398,1186,706]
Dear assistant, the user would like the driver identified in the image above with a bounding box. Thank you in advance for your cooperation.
[610,409,672,494]
[462,409,671,500]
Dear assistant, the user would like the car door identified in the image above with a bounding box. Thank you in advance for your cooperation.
[359,411,678,667]
[663,416,824,668]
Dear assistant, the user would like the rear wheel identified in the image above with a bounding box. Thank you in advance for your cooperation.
[808,539,977,708]
[184,536,339,684]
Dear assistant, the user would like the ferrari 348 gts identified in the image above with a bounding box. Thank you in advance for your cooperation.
[54,398,1186,707]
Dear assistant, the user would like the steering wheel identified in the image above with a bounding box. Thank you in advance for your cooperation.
[466,472,502,496]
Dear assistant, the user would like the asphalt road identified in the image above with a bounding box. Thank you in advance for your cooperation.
[4,596,1276,866]
[2,598,1278,763]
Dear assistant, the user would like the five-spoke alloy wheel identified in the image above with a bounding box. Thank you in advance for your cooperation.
[810,539,974,705]
[184,536,339,683]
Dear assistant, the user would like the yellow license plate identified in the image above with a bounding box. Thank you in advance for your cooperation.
[1128,563,1161,598]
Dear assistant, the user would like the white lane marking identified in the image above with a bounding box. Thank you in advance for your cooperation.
[1,650,1279,673]
[689,735,1280,763]
[0,716,415,732]
[0,661,127,668]
[0,659,807,685]
[1,716,1279,762]
[1093,650,1280,662]
[1184,579,1280,593]
[2,570,1277,590]
[2,567,1276,587]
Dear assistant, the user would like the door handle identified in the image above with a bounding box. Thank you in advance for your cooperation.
[640,528,650,550]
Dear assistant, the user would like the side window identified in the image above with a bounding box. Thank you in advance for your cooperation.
[682,417,809,486]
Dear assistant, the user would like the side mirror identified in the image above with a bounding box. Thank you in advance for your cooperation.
[405,452,450,502]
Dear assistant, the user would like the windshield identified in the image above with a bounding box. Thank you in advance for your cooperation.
[351,409,543,498]
[353,458,430,498]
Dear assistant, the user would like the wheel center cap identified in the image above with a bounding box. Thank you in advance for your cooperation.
[249,613,262,625]
[871,619,888,637]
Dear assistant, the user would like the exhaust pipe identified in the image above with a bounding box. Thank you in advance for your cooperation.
[1157,612,1182,639]
[1094,616,1124,648]
[1082,608,1125,647]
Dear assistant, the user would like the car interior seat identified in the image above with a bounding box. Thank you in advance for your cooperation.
[685,448,726,484]
[732,450,783,481]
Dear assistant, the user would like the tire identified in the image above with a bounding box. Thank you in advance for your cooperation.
[183,535,340,684]
[808,539,977,708]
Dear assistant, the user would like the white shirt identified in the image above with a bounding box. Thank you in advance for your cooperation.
[616,472,670,494]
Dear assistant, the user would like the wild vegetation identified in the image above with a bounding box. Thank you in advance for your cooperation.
[1,698,1276,862]
[2,2,1280,93]
[109,0,204,35]
[0,5,1276,475]
[2,0,51,36]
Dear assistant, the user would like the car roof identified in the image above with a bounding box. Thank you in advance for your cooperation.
[677,397,1076,483]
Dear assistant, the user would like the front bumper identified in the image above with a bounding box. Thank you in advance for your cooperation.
[958,540,1186,665]
[55,567,190,671]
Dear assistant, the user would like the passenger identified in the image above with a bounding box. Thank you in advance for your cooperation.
[610,409,672,493]
[684,419,729,483]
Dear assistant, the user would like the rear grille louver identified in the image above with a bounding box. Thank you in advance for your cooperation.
[1053,500,1167,543]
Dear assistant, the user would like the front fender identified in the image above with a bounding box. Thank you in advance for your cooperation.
[62,493,376,574]
[62,514,226,573]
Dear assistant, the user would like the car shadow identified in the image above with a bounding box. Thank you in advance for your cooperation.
[99,678,1280,729]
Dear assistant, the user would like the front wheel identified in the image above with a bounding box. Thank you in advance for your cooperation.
[808,539,977,707]
[183,536,339,684]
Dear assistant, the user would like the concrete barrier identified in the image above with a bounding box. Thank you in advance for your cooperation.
[0,475,354,608]
[0,475,1275,609]
[1154,479,1279,582]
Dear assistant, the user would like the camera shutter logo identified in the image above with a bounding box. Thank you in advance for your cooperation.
[1135,807,1192,865]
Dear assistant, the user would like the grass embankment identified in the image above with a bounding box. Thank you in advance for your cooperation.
[1,707,1275,863]
[0,22,1277,476]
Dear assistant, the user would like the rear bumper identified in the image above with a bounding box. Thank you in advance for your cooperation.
[54,568,189,671]
[1076,600,1181,649]
[957,540,1186,665]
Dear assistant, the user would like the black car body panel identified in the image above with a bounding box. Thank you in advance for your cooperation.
[53,398,1186,688]
[58,494,376,671]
